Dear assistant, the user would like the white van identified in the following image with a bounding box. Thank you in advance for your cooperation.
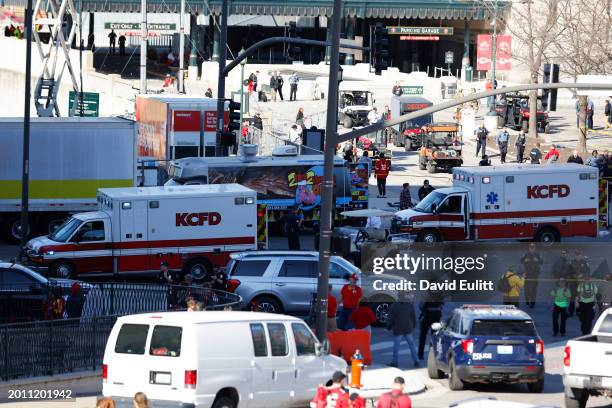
[102,311,346,408]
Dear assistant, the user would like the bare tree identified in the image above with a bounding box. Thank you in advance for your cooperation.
[549,0,612,151]
[476,0,561,139]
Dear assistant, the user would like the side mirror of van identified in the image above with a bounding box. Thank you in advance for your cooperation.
[316,340,331,356]
[430,203,438,214]
[431,322,443,332]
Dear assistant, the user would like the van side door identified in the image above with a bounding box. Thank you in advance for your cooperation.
[436,194,468,241]
[290,322,327,403]
[247,323,273,408]
[69,219,113,273]
[263,322,296,407]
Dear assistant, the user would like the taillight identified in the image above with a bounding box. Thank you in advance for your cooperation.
[563,346,571,366]
[102,364,108,382]
[461,339,474,354]
[184,370,197,389]
[226,279,241,293]
[536,339,544,354]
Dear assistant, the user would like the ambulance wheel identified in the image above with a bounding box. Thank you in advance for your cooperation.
[184,258,212,282]
[50,260,75,279]
[212,396,237,408]
[535,227,559,243]
[448,358,465,391]
[427,347,444,379]
[343,117,353,128]
[417,229,441,244]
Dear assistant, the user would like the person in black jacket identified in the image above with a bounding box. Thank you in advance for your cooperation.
[418,292,444,360]
[275,71,285,101]
[567,150,584,164]
[66,283,85,318]
[387,292,420,367]
[418,180,435,201]
[269,73,278,101]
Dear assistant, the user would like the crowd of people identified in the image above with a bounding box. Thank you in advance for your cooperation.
[499,244,612,336]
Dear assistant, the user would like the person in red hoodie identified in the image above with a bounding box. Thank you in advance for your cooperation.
[310,371,350,408]
[544,144,560,163]
[338,274,362,330]
[349,299,377,334]
[350,393,367,408]
[376,377,412,408]
[374,152,391,198]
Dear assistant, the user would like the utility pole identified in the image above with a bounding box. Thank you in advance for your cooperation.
[178,0,185,93]
[20,0,34,255]
[315,0,342,342]
[140,0,147,93]
[488,0,498,114]
[215,0,229,157]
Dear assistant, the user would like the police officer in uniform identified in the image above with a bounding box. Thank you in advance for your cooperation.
[418,292,444,360]
[497,128,510,164]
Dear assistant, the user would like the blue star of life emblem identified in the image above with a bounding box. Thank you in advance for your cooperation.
[486,192,499,204]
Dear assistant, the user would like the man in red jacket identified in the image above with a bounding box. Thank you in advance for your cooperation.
[310,371,350,408]
[376,377,412,408]
[374,152,391,198]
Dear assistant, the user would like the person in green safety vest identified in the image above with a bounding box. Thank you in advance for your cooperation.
[551,279,571,337]
[576,273,599,335]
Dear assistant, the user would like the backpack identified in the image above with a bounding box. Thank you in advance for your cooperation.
[497,273,512,293]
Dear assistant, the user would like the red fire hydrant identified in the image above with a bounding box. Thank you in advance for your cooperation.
[350,349,364,388]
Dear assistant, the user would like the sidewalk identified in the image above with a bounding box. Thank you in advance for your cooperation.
[353,366,426,400]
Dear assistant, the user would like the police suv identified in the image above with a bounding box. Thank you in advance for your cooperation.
[427,305,545,392]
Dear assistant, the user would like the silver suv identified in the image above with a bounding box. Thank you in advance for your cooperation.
[225,251,399,324]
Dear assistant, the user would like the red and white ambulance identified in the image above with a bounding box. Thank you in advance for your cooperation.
[25,184,257,279]
[392,164,600,243]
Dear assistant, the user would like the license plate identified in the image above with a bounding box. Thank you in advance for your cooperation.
[497,345,513,354]
[151,372,172,385]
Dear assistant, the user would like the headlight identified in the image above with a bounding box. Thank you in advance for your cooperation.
[44,250,55,256]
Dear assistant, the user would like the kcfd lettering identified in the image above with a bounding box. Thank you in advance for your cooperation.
[176,212,222,226]
[527,184,570,199]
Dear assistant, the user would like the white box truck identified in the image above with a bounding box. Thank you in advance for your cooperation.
[392,164,600,243]
[0,117,141,242]
[24,184,257,279]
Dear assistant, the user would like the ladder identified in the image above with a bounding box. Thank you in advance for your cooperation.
[32,0,80,116]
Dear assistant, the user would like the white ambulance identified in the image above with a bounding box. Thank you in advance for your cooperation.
[25,184,258,279]
[392,164,600,243]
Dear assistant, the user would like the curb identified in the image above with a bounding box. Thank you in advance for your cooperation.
[0,370,100,389]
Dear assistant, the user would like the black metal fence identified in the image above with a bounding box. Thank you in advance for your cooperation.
[0,283,241,380]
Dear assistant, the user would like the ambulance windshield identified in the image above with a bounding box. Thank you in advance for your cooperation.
[414,191,447,213]
[49,217,83,242]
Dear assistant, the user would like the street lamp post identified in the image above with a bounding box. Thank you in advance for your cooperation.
[488,0,499,115]
[239,48,246,143]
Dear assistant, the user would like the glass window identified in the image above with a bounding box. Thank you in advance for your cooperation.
[598,314,612,333]
[1,269,36,286]
[232,260,271,277]
[470,320,537,336]
[149,325,182,357]
[115,324,149,355]
[279,261,317,278]
[329,262,349,279]
[74,221,105,242]
[414,191,447,213]
[438,196,462,214]
[450,313,461,332]
[49,217,83,242]
[267,323,289,357]
[250,323,268,357]
[291,323,317,356]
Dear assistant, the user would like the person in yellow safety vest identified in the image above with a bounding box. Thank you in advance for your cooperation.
[500,266,525,308]
[576,273,599,335]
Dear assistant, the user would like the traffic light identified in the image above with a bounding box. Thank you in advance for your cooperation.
[372,23,389,75]
[287,21,301,61]
[218,100,240,147]
[542,63,560,111]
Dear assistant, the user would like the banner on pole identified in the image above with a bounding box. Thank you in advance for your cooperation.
[476,34,512,71]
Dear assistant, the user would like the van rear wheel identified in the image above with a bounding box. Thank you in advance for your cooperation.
[212,396,237,408]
